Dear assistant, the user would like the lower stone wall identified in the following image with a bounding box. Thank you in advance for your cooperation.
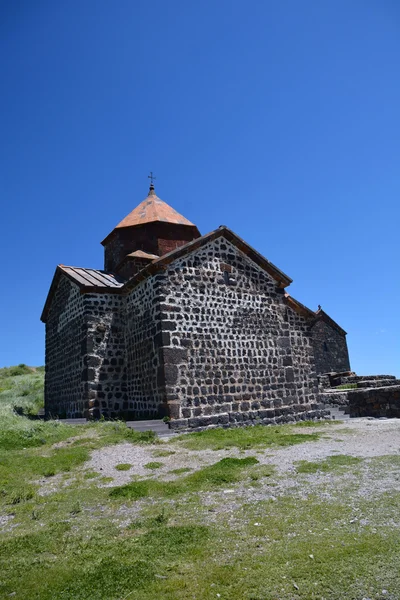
[319,391,349,406]
[332,374,396,386]
[348,386,400,418]
[169,404,330,430]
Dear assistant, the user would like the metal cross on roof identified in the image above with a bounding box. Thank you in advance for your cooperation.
[148,171,156,185]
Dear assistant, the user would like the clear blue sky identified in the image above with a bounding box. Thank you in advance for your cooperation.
[1,0,399,376]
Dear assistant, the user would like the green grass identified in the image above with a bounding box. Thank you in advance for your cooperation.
[335,383,358,389]
[173,423,323,451]
[296,454,362,474]
[115,463,132,471]
[293,419,342,427]
[152,449,176,457]
[169,467,192,475]
[2,452,400,599]
[0,365,45,417]
[2,366,400,598]
[110,457,260,500]
[144,461,163,470]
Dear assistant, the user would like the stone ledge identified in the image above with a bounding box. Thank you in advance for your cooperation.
[169,408,330,431]
[319,391,349,406]
[348,385,400,418]
[357,379,400,389]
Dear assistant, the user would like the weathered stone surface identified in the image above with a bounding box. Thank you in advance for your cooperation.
[319,391,349,406]
[311,320,350,375]
[156,237,319,424]
[348,386,400,418]
[357,379,400,389]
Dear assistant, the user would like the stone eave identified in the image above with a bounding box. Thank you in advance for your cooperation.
[284,293,316,319]
[312,309,347,336]
[123,226,293,292]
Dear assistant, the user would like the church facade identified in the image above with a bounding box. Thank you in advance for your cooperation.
[41,183,350,428]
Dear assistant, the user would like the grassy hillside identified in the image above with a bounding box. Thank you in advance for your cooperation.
[0,364,45,417]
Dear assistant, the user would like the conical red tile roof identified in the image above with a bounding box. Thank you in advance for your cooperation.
[114,185,196,229]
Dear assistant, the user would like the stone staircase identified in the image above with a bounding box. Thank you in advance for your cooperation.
[326,405,350,421]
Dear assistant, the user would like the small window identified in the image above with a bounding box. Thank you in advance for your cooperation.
[323,342,328,352]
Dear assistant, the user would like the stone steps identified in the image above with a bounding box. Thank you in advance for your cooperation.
[327,406,350,420]
[357,379,400,389]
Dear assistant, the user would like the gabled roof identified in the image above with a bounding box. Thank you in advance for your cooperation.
[284,293,316,319]
[124,226,293,291]
[41,266,125,322]
[42,226,293,322]
[59,266,125,289]
[312,307,347,336]
[101,184,198,245]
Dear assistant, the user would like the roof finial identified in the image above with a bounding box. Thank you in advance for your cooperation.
[148,171,156,195]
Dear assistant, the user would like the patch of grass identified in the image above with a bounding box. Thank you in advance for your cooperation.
[296,454,362,474]
[173,423,322,451]
[115,463,132,471]
[0,515,210,600]
[169,467,192,475]
[99,476,114,484]
[144,461,163,470]
[335,383,358,389]
[110,457,259,500]
[0,445,91,505]
[249,464,275,480]
[10,487,35,504]
[152,449,175,457]
[83,471,99,479]
[293,419,341,428]
[194,493,400,600]
[0,367,44,417]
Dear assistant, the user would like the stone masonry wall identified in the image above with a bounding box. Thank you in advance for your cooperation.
[156,237,322,429]
[311,320,350,374]
[81,293,127,419]
[45,278,129,419]
[45,277,87,418]
[125,276,167,419]
[348,386,400,418]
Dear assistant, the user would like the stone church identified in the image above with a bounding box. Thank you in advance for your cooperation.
[41,181,350,428]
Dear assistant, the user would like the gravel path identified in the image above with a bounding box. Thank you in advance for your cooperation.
[83,417,400,487]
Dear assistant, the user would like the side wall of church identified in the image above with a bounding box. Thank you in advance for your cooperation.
[125,277,168,418]
[80,293,127,419]
[45,277,88,418]
[311,320,350,374]
[157,237,323,429]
